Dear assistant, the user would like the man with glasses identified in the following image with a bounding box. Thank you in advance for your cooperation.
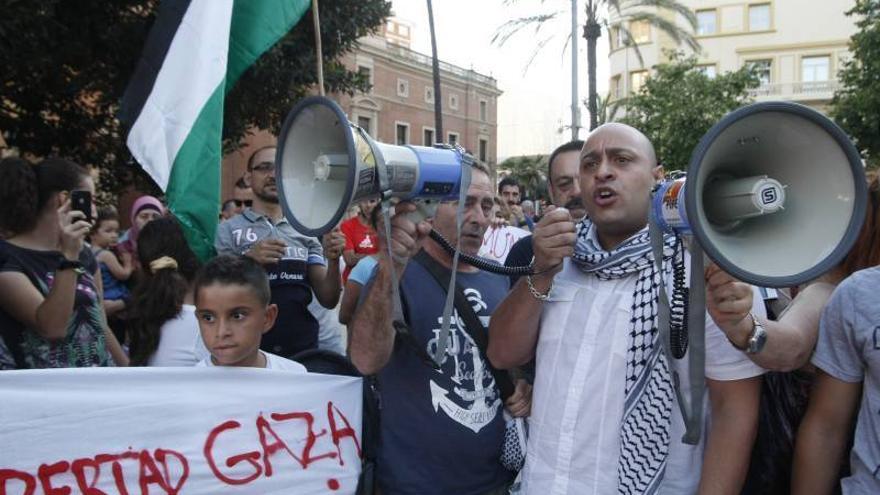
[215,145,345,357]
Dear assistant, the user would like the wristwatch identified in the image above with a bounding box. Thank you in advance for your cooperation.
[746,313,768,354]
[57,259,85,274]
[730,312,767,354]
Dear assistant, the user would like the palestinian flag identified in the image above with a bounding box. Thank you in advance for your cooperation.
[121,0,310,260]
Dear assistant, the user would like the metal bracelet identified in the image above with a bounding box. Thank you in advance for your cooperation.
[526,273,553,301]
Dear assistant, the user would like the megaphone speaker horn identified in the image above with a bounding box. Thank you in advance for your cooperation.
[276,96,466,237]
[653,101,867,288]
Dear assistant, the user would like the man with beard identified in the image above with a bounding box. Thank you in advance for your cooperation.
[504,140,585,285]
[215,145,345,357]
[499,177,534,232]
[348,161,532,495]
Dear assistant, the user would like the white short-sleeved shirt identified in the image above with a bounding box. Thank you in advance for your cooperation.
[521,253,765,495]
[147,305,210,367]
[196,351,307,372]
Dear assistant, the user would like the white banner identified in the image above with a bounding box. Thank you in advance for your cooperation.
[0,367,363,495]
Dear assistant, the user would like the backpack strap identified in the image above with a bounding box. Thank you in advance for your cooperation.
[412,250,515,400]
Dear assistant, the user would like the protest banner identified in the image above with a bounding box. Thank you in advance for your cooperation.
[0,367,362,495]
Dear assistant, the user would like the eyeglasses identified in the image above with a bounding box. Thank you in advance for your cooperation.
[233,200,253,207]
[251,162,276,174]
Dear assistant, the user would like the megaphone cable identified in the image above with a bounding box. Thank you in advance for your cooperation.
[427,229,534,276]
[669,241,689,359]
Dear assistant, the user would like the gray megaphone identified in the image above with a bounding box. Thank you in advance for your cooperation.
[275,96,468,237]
[653,101,867,287]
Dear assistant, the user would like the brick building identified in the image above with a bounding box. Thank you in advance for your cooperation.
[219,19,503,202]
[335,19,502,168]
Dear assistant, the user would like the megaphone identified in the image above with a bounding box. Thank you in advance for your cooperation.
[275,96,467,237]
[653,101,867,288]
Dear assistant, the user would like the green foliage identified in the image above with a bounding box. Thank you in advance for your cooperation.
[0,0,390,198]
[620,51,760,170]
[498,154,548,199]
[831,0,880,168]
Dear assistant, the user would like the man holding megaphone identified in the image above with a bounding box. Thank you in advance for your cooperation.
[487,123,766,494]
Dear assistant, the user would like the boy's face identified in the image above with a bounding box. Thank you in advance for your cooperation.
[195,283,277,367]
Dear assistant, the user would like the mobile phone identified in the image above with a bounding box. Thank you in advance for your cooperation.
[71,190,92,223]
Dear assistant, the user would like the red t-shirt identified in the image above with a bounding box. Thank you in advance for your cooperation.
[340,216,379,282]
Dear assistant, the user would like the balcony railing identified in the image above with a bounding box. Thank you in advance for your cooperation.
[747,80,840,99]
[382,43,498,88]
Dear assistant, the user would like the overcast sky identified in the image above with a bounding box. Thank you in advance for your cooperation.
[389,0,610,160]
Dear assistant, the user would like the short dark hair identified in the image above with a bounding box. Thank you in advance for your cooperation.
[194,255,271,306]
[547,140,584,180]
[498,176,520,195]
[247,145,276,171]
[234,176,249,189]
[92,206,119,233]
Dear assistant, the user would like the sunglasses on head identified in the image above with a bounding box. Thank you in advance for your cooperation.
[233,200,253,207]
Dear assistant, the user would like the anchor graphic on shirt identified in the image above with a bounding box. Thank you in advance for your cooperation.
[430,380,501,434]
[427,286,501,434]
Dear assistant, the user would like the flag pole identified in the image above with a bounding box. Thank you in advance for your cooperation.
[312,0,325,96]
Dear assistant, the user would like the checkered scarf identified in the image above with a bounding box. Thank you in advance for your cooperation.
[571,219,678,495]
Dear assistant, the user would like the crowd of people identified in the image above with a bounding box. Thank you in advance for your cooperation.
[1,121,879,494]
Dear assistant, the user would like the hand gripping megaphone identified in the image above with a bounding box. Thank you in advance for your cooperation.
[275,96,468,238]
[652,101,867,288]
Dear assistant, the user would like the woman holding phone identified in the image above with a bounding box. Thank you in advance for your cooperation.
[0,157,127,369]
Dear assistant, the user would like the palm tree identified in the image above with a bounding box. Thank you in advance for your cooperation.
[494,0,699,130]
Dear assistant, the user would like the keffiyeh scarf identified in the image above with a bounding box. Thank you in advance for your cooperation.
[571,219,679,495]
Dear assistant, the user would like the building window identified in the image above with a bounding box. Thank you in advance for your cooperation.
[448,132,460,146]
[802,56,830,82]
[357,116,372,134]
[423,127,435,146]
[630,70,648,93]
[449,94,459,110]
[630,20,651,44]
[610,75,622,98]
[696,9,717,35]
[749,4,771,31]
[386,21,395,33]
[397,78,410,98]
[610,26,620,50]
[357,65,373,89]
[396,122,409,145]
[399,25,410,37]
[425,86,434,104]
[697,64,717,79]
[479,100,488,121]
[479,138,489,162]
[747,59,772,85]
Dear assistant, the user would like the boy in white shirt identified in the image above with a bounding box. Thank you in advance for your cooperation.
[193,255,305,372]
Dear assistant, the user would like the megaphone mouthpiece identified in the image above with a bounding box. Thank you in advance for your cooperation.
[314,153,349,181]
[703,175,786,228]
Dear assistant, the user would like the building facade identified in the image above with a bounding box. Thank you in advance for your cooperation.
[607,0,857,112]
[219,19,502,202]
[335,19,502,168]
